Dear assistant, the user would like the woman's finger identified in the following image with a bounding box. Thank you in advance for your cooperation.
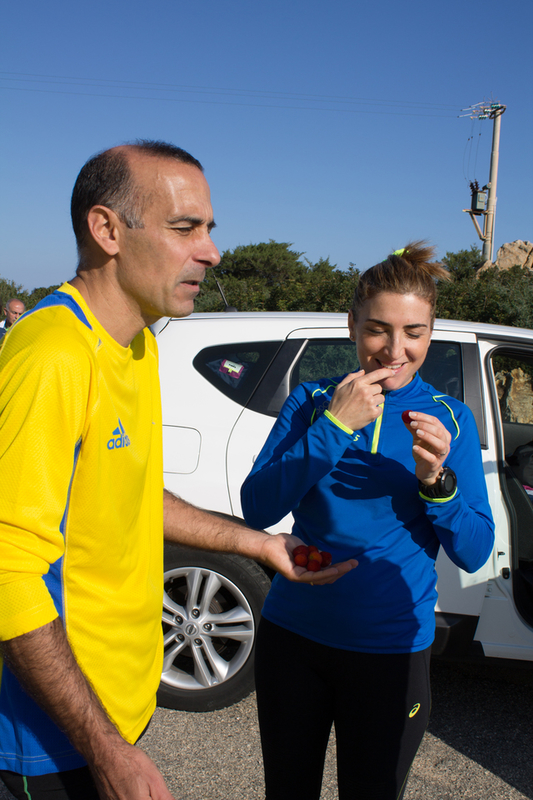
[414,428,450,456]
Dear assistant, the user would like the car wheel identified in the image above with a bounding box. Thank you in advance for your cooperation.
[157,544,271,712]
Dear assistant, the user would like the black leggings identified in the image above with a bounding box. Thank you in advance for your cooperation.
[254,618,431,800]
[0,720,151,800]
[0,767,98,799]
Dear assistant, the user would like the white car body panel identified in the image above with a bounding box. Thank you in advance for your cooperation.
[155,312,533,666]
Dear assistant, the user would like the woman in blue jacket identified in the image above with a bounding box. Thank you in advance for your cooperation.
[241,242,495,800]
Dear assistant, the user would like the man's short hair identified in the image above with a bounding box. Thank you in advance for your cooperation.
[6,298,25,311]
[70,140,204,256]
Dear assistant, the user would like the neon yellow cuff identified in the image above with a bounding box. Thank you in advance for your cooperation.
[419,488,458,504]
[324,409,354,436]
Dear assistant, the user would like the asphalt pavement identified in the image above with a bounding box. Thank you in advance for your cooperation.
[1,659,531,799]
[139,659,533,800]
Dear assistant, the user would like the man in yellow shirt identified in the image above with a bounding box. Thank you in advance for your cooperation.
[0,141,357,800]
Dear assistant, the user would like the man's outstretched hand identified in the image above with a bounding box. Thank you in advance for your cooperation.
[258,532,358,585]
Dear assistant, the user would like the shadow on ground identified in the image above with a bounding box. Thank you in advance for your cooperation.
[427,659,533,798]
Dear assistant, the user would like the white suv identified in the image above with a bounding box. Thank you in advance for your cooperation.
[153,312,533,712]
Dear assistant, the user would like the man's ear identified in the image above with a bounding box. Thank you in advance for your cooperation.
[86,206,121,256]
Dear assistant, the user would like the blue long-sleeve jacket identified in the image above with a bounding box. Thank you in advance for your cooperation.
[241,373,495,653]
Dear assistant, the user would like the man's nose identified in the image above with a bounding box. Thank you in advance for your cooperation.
[200,237,221,269]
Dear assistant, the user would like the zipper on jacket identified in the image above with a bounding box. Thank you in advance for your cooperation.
[371,402,385,454]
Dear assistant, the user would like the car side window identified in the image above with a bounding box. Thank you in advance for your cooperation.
[490,351,533,600]
[291,340,357,389]
[492,353,533,459]
[419,342,463,401]
[290,338,463,401]
[193,341,282,407]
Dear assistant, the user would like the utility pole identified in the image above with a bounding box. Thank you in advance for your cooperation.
[460,101,506,263]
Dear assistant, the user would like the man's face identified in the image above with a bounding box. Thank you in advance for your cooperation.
[115,156,220,323]
[5,300,25,327]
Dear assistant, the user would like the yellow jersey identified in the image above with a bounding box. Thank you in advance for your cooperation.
[0,284,164,775]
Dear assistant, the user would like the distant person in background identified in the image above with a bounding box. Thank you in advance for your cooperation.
[0,299,26,342]
[0,299,26,337]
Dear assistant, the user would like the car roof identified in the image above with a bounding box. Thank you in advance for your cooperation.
[152,312,533,343]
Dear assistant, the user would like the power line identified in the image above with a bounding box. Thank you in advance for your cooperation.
[0,85,459,117]
[0,71,461,108]
[0,71,460,117]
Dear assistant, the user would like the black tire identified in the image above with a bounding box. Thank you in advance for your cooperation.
[157,543,271,712]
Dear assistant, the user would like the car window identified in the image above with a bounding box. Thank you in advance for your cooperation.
[193,341,282,407]
[290,338,463,400]
[419,342,463,401]
[291,340,356,388]
[492,353,533,458]
[490,350,533,612]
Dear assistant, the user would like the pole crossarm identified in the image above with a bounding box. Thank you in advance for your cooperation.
[459,101,506,120]
[462,209,487,242]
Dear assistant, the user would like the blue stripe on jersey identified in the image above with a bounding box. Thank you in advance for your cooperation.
[22,291,92,330]
[0,665,85,773]
[42,559,64,618]
[43,437,83,618]
[0,436,87,775]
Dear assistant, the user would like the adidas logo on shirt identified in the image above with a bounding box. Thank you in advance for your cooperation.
[107,419,131,450]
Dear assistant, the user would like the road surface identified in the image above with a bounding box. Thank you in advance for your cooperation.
[1,660,531,799]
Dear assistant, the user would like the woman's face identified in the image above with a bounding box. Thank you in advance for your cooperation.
[348,292,433,392]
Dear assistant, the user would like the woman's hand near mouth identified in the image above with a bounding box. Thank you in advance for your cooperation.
[328,367,392,431]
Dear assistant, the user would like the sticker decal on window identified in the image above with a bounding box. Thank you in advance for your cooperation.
[206,356,250,389]
[220,359,245,379]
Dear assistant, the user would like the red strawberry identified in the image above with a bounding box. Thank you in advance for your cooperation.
[293,544,335,571]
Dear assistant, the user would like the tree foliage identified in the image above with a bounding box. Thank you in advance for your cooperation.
[437,246,533,329]
[195,241,359,313]
[3,242,533,329]
[201,240,533,329]
[0,278,28,311]
[0,279,60,312]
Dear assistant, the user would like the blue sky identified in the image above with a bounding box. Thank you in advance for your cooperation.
[1,0,532,291]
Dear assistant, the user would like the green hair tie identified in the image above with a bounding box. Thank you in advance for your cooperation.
[392,248,408,257]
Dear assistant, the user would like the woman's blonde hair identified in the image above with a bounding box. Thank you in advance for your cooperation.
[350,240,451,325]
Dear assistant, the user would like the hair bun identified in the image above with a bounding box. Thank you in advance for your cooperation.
[351,240,451,324]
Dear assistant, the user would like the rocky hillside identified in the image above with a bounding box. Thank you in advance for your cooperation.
[495,367,533,425]
[478,240,533,273]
